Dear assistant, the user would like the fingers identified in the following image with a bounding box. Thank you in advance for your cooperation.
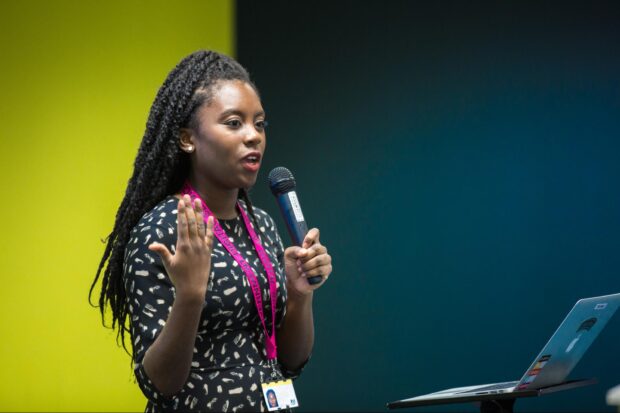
[298,253,331,272]
[176,198,188,241]
[298,254,332,278]
[178,195,208,243]
[295,243,327,261]
[148,242,173,267]
[183,195,199,239]
[194,198,205,238]
[304,264,332,279]
[176,195,212,262]
[204,215,214,248]
[286,242,332,280]
[284,246,302,260]
[302,228,320,249]
[191,197,214,248]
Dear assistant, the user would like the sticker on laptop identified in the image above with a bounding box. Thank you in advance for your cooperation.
[517,355,551,390]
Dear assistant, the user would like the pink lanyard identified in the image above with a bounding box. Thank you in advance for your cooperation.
[181,183,278,360]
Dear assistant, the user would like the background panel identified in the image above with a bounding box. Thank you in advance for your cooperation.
[237,1,620,411]
[0,1,233,410]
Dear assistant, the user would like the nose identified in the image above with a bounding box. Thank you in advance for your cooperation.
[243,124,262,146]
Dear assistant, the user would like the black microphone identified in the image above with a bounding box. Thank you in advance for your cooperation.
[268,167,323,285]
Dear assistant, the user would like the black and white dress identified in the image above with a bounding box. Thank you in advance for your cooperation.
[123,196,299,412]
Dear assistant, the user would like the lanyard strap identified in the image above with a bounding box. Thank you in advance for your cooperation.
[181,183,278,360]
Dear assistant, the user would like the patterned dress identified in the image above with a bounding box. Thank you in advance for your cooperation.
[123,196,300,412]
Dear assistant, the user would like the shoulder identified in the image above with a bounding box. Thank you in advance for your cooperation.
[127,196,178,247]
[239,201,285,256]
[136,195,179,226]
[239,200,279,234]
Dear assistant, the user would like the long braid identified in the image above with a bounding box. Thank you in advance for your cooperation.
[239,188,260,231]
[90,50,257,355]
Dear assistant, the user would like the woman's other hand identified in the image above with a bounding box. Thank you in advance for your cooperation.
[148,195,214,299]
[284,228,332,297]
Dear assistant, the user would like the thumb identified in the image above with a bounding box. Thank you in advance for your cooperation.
[302,228,320,249]
[149,242,173,267]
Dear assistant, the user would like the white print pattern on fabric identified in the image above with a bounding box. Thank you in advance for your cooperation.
[123,196,304,412]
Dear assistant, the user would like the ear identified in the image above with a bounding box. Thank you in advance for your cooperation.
[179,128,196,153]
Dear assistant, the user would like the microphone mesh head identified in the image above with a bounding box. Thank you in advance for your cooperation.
[268,167,296,195]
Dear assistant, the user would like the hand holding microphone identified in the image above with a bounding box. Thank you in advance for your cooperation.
[268,167,332,288]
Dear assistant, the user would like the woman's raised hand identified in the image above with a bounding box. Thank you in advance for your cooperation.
[148,195,215,299]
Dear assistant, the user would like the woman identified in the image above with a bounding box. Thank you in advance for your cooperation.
[90,50,332,412]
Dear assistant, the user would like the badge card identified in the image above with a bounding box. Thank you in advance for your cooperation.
[261,379,299,411]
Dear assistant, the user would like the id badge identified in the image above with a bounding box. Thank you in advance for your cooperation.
[261,379,299,411]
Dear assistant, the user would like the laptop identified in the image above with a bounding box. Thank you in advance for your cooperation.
[389,293,620,407]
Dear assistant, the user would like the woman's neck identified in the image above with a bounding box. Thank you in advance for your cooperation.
[185,175,239,220]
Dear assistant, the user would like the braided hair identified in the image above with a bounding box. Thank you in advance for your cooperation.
[90,50,261,355]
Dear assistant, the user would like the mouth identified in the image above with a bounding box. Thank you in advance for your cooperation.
[240,152,262,172]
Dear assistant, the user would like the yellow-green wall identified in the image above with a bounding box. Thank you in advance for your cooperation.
[0,1,233,410]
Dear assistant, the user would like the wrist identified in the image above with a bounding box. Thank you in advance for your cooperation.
[287,288,313,307]
[174,288,207,307]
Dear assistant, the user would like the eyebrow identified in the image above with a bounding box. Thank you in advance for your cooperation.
[219,109,265,118]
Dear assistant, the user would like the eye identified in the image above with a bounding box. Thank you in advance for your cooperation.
[225,119,242,129]
[255,120,268,130]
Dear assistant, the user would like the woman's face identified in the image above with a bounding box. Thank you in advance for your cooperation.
[182,79,266,191]
[268,391,277,407]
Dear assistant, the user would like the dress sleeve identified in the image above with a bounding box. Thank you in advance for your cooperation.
[123,219,178,407]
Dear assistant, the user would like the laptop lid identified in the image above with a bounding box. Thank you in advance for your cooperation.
[515,293,620,391]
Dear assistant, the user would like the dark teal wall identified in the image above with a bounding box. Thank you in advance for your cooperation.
[238,1,620,411]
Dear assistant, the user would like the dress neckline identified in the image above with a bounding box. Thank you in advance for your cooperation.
[167,194,243,223]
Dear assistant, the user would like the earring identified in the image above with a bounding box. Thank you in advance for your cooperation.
[186,145,194,153]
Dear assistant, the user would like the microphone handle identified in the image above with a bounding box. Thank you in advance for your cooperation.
[276,191,323,285]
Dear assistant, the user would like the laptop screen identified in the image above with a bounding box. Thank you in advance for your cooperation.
[516,293,620,390]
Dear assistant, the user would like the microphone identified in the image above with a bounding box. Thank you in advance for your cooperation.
[268,167,323,285]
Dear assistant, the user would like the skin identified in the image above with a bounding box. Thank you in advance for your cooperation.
[144,80,333,396]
